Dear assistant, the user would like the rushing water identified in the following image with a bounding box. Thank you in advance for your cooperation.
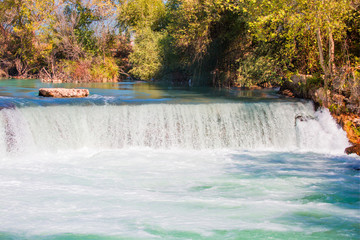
[0,79,359,239]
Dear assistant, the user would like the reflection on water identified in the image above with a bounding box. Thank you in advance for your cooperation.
[0,79,140,97]
[0,78,293,108]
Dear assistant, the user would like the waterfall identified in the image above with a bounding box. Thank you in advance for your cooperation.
[0,101,349,156]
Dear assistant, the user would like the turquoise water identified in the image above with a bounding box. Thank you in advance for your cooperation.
[0,78,285,106]
[0,150,358,239]
[0,79,359,239]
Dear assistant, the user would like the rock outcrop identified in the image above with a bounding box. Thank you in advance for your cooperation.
[345,144,360,156]
[279,74,313,99]
[313,88,331,107]
[39,88,89,98]
[279,74,360,155]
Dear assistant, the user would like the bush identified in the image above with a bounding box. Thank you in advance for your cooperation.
[236,55,281,87]
[129,27,164,80]
[91,57,119,82]
[306,75,323,90]
[57,57,119,82]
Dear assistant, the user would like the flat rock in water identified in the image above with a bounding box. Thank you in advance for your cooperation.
[39,88,89,98]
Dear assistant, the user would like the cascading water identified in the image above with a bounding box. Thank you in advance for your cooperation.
[0,80,358,240]
[0,101,349,156]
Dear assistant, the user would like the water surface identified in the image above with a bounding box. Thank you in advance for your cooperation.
[0,79,358,240]
[0,78,286,107]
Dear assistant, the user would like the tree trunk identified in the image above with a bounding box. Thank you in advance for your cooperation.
[328,29,335,76]
[51,53,55,77]
[316,27,330,106]
[316,28,329,77]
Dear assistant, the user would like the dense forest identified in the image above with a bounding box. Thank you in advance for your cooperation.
[0,0,359,90]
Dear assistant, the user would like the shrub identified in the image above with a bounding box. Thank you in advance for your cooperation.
[237,55,281,87]
[57,57,119,82]
[306,75,323,90]
[91,57,119,82]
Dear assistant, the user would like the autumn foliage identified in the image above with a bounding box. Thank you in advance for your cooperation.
[0,0,359,90]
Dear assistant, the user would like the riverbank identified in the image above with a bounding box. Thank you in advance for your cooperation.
[279,75,360,155]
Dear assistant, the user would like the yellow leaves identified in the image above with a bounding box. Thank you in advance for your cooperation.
[249,0,352,41]
[119,0,165,31]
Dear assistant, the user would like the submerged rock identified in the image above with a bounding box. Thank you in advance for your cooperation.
[39,88,89,98]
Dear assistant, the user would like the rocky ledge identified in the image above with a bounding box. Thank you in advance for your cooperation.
[332,114,360,156]
[39,88,89,98]
[345,145,360,156]
[279,74,360,156]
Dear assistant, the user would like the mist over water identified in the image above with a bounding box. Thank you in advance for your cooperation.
[0,81,358,239]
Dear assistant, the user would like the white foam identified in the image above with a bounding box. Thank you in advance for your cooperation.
[0,102,350,156]
[0,149,357,237]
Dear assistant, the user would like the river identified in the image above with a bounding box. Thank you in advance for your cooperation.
[0,79,359,239]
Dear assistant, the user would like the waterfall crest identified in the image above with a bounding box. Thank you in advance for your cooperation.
[0,102,349,155]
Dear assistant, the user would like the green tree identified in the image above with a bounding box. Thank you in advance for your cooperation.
[118,0,165,80]
[0,0,55,76]
[129,27,163,80]
[245,0,354,82]
[159,0,248,86]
